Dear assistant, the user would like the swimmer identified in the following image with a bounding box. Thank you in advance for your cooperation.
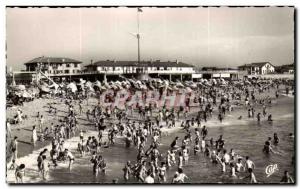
[273,133,279,145]
[158,162,167,183]
[194,140,200,155]
[280,171,294,183]
[178,152,184,169]
[123,161,132,181]
[182,146,189,164]
[242,168,257,183]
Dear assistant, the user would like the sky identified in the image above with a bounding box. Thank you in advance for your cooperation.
[6,7,294,70]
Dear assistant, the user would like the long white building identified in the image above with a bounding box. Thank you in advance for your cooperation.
[85,60,195,80]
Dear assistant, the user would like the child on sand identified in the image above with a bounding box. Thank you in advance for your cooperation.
[15,164,25,183]
[41,155,50,180]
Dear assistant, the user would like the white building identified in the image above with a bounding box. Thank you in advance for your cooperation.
[238,62,275,75]
[25,57,82,75]
[85,60,195,80]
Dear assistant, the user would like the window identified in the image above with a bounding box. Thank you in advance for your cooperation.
[65,70,69,74]
[74,64,78,68]
[66,64,70,68]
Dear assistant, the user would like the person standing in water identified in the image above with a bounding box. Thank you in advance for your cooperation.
[65,149,75,171]
[280,171,294,183]
[242,168,257,183]
[273,133,279,145]
[123,161,132,181]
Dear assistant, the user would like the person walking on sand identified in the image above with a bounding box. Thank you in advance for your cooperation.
[7,120,12,138]
[31,126,37,146]
[10,137,18,165]
[65,149,75,171]
[15,164,25,183]
[38,115,44,133]
[41,155,50,180]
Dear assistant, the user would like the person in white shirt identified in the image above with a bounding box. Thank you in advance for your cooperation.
[235,158,244,172]
[223,149,231,164]
[175,168,189,183]
[245,156,255,172]
[7,120,12,138]
[144,171,154,184]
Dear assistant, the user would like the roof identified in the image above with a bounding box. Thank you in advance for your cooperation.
[251,62,273,67]
[25,57,82,65]
[85,60,194,68]
[239,62,273,68]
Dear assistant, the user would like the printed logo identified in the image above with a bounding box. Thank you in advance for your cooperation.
[265,164,279,177]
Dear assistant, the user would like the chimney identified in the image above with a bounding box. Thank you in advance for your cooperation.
[114,59,116,63]
[90,59,93,65]
[176,60,179,64]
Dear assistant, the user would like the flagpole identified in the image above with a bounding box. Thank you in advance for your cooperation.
[137,8,141,66]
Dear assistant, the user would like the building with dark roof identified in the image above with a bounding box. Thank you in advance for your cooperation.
[84,60,195,80]
[275,64,294,74]
[25,56,82,75]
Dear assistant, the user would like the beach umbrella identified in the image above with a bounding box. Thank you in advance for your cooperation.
[172,86,179,91]
[13,85,26,91]
[189,82,197,89]
[185,87,193,93]
[67,82,78,93]
[176,82,184,88]
[39,85,51,93]
[21,91,32,98]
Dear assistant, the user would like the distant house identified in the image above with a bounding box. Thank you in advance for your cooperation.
[275,64,294,74]
[196,67,240,80]
[238,62,275,75]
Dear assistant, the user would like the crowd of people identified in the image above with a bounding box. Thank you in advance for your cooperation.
[7,77,295,184]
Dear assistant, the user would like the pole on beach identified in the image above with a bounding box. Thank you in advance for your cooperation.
[137,8,141,65]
